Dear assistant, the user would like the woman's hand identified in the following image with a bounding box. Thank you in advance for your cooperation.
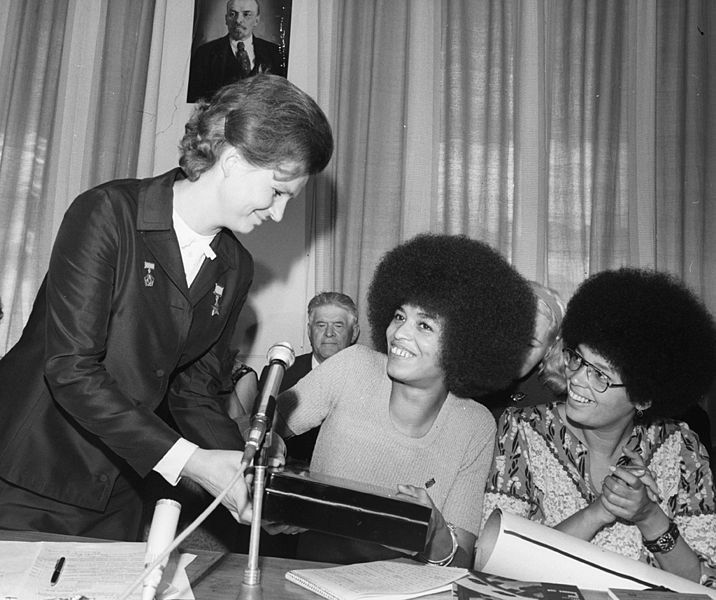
[181,448,253,523]
[620,447,661,503]
[601,450,660,525]
[262,521,307,535]
[396,483,445,538]
[396,484,475,567]
[556,496,616,540]
[264,432,287,469]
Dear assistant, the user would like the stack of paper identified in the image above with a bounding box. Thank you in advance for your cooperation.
[0,541,195,600]
[286,559,468,600]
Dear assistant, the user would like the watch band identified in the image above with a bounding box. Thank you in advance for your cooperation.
[642,520,680,554]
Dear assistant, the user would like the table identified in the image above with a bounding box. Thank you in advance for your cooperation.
[1,529,610,600]
[0,529,337,600]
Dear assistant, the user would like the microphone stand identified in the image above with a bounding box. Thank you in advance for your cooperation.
[243,435,270,588]
[238,341,294,599]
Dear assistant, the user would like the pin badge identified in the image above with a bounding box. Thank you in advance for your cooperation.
[211,284,224,316]
[143,261,155,287]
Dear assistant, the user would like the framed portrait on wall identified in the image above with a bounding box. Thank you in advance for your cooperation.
[187,0,292,103]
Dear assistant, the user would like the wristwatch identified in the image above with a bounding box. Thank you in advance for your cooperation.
[642,521,680,554]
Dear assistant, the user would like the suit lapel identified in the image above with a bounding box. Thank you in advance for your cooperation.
[136,169,190,299]
[143,231,189,298]
[189,229,240,305]
[190,253,228,305]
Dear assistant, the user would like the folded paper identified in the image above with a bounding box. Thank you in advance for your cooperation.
[475,510,715,599]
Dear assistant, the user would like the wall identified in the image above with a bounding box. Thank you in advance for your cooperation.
[147,0,326,371]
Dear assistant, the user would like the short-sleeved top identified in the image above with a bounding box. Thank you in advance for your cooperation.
[275,344,496,536]
[483,402,716,587]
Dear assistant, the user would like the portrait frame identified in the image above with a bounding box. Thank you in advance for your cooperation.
[187,0,292,103]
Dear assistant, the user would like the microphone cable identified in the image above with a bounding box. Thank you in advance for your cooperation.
[118,342,293,599]
[117,460,248,600]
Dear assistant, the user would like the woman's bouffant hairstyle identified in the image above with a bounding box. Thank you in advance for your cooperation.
[179,74,333,181]
[530,282,568,394]
[561,268,716,417]
[367,234,536,398]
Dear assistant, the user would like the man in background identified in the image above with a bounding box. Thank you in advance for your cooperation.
[266,291,360,465]
[187,0,285,102]
[249,291,358,559]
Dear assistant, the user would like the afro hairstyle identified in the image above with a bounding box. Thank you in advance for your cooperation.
[561,268,716,417]
[367,234,536,398]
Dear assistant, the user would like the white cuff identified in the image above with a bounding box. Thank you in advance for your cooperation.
[153,438,199,486]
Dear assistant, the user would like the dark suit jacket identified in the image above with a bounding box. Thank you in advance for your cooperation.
[260,352,318,462]
[279,352,313,392]
[0,169,252,511]
[187,34,285,102]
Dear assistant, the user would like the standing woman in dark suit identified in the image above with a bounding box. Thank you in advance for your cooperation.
[0,74,333,541]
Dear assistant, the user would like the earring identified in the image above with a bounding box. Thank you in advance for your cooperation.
[636,408,644,418]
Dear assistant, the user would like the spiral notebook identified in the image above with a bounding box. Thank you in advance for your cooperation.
[285,559,468,600]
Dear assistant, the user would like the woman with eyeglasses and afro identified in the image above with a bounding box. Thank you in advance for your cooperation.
[482,267,716,586]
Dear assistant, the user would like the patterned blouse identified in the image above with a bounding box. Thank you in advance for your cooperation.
[482,402,716,587]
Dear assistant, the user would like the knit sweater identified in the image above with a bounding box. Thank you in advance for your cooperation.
[275,344,496,536]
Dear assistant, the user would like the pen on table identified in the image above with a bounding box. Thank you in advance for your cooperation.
[50,556,66,586]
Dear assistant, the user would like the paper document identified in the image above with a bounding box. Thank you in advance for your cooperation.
[475,510,716,599]
[0,541,196,600]
[286,559,467,600]
[0,540,145,600]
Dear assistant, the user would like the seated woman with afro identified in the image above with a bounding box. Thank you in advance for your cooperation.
[482,268,716,586]
[273,233,536,567]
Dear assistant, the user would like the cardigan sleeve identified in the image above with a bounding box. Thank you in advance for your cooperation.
[274,345,356,437]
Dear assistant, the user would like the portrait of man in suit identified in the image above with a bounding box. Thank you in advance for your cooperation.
[187,0,291,103]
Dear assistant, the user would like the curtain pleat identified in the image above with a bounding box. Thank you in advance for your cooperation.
[0,0,155,353]
[325,0,440,339]
[655,1,714,309]
[439,0,516,254]
[0,1,69,350]
[2,0,715,369]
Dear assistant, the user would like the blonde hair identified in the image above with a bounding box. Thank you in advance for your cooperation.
[530,282,567,394]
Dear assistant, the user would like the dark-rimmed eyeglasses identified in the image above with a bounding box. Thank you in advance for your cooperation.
[563,347,626,393]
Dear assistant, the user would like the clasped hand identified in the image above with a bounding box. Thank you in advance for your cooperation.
[599,447,661,524]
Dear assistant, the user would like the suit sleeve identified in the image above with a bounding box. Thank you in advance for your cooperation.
[44,189,180,474]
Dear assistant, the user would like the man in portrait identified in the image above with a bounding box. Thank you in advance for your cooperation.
[187,0,286,103]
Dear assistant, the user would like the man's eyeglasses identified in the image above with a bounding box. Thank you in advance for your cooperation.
[563,347,626,393]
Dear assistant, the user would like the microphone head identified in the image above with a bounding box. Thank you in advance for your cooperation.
[267,341,295,368]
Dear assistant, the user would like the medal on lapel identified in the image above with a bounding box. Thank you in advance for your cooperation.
[211,283,224,316]
[143,261,155,287]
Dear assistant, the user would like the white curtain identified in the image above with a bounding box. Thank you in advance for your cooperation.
[0,0,156,353]
[2,0,714,366]
[309,0,716,344]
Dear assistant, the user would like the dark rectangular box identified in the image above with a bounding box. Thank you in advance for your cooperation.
[262,468,431,552]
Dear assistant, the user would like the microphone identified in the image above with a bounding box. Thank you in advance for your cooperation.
[142,499,181,600]
[241,342,295,467]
